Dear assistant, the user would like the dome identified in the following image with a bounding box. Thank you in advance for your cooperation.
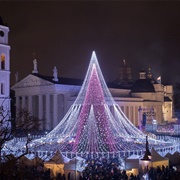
[131,79,155,93]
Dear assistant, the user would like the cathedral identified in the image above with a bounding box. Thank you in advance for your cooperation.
[11,58,176,131]
[0,18,176,132]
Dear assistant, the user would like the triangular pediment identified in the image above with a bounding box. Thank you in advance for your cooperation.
[11,74,54,89]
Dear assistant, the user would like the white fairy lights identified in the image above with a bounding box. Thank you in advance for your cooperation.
[3,51,176,157]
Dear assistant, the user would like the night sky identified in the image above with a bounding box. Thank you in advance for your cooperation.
[1,1,180,86]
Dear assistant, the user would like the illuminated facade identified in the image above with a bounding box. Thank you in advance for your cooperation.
[0,17,10,117]
[11,56,176,131]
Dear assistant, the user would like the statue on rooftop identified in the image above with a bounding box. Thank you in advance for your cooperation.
[32,59,38,74]
[53,66,58,82]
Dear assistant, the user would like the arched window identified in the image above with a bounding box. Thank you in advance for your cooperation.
[1,83,5,95]
[1,54,5,70]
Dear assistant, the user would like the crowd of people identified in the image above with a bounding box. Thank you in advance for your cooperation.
[1,156,180,179]
[0,163,54,180]
[80,158,137,180]
[143,165,180,180]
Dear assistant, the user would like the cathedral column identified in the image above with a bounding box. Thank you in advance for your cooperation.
[121,106,124,113]
[128,106,131,120]
[22,96,26,110]
[138,106,142,128]
[53,94,58,128]
[122,106,126,114]
[20,96,26,123]
[28,95,33,114]
[63,93,70,115]
[45,94,51,130]
[16,96,20,111]
[124,106,127,117]
[38,94,43,130]
[133,106,136,125]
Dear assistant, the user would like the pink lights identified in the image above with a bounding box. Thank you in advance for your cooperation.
[73,63,116,152]
[4,51,175,156]
[37,51,173,154]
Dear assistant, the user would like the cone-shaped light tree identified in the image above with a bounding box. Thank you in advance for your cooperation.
[3,52,174,156]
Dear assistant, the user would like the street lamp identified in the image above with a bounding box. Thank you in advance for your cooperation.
[141,136,152,172]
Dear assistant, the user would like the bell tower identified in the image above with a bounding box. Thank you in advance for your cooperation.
[0,16,11,117]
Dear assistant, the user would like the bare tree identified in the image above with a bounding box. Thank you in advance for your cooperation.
[0,103,11,158]
[0,104,43,178]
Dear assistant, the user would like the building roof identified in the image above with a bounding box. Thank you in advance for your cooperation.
[131,79,155,93]
[32,73,83,85]
[33,73,132,89]
[106,81,133,89]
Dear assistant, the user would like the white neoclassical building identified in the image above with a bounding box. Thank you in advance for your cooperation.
[11,58,176,131]
[0,17,11,117]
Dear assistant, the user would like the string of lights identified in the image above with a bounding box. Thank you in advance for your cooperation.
[3,52,176,157]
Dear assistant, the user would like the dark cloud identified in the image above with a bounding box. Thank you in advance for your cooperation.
[0,1,180,85]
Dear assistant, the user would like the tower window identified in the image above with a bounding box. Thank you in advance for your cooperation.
[0,30,4,37]
[1,54,5,70]
[1,83,5,95]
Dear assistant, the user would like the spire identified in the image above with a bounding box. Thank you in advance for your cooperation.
[139,68,146,79]
[147,66,153,79]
